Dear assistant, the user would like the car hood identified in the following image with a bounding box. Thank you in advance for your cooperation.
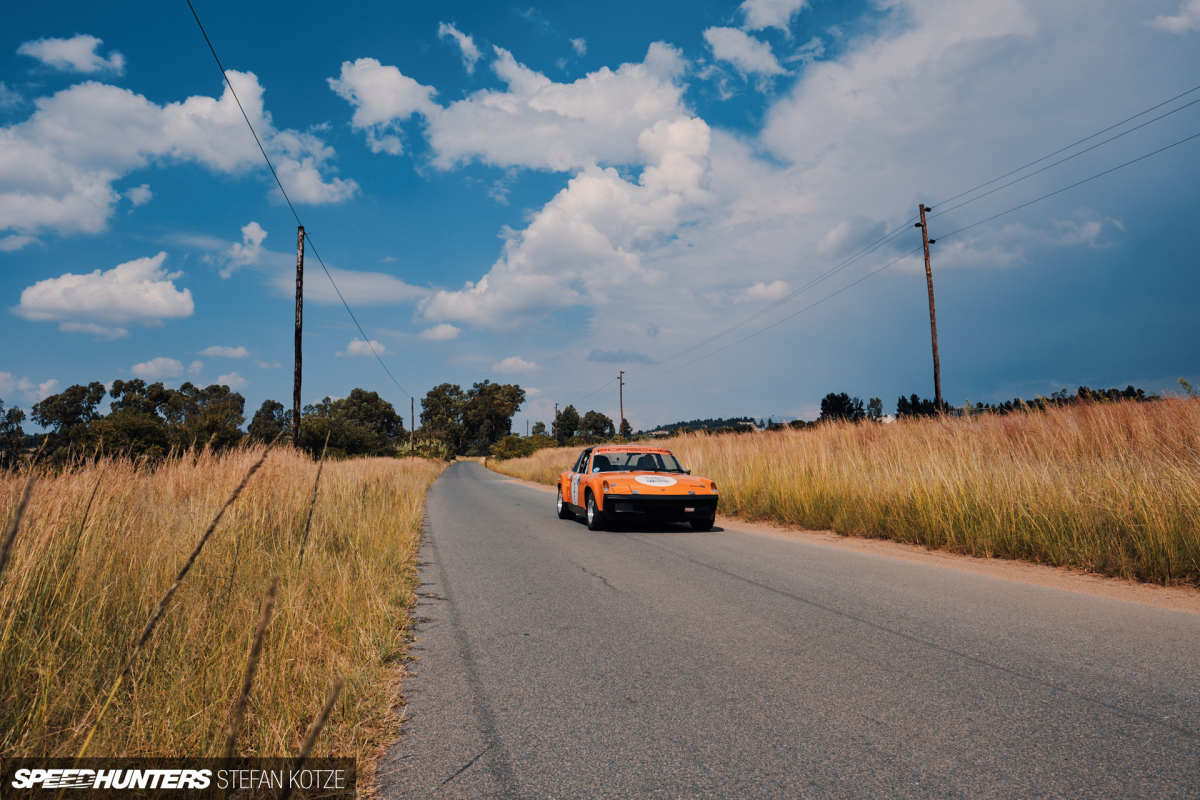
[600,472,716,495]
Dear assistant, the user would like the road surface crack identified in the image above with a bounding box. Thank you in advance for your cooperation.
[438,743,492,788]
[578,564,618,592]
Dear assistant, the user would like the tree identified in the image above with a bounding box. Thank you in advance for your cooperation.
[0,399,25,468]
[555,405,580,445]
[32,382,107,456]
[866,397,883,421]
[248,399,288,443]
[619,417,633,439]
[819,392,865,423]
[531,420,547,437]
[170,383,246,450]
[421,383,466,454]
[299,389,404,457]
[580,410,615,441]
[461,381,525,455]
[897,394,939,417]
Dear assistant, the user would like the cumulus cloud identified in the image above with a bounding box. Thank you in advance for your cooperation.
[274,266,427,305]
[0,82,20,109]
[0,71,356,243]
[493,355,537,372]
[0,372,59,402]
[587,349,657,364]
[327,58,438,154]
[739,0,809,31]
[570,37,587,56]
[15,251,194,338]
[216,372,247,391]
[1150,0,1200,33]
[703,28,787,77]
[339,338,385,358]
[420,115,712,326]
[418,323,461,341]
[222,221,268,277]
[18,34,125,74]
[330,42,688,171]
[438,22,481,73]
[124,183,152,207]
[131,356,183,380]
[742,280,789,301]
[200,345,249,358]
[0,234,38,252]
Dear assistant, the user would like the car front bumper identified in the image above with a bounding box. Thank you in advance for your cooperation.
[602,493,718,520]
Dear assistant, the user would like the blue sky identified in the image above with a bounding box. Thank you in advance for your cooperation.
[2,0,1199,430]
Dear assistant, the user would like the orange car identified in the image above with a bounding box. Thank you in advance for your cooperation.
[556,445,719,531]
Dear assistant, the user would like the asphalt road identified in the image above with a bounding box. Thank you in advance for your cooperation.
[380,462,1200,799]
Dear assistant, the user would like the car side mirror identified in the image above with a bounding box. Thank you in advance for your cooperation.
[685,469,691,474]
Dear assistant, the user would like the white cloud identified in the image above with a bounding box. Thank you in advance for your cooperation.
[327,58,438,155]
[438,22,481,73]
[131,356,183,380]
[189,360,204,375]
[36,378,59,400]
[1150,0,1200,33]
[420,115,712,326]
[570,37,588,56]
[216,371,248,391]
[17,34,125,74]
[125,183,152,207]
[418,323,461,341]
[222,221,268,277]
[703,28,787,77]
[740,0,809,31]
[330,42,689,171]
[15,251,194,338]
[0,82,20,109]
[742,280,789,301]
[339,338,385,358]
[0,372,58,402]
[0,234,38,252]
[200,345,249,358]
[0,71,356,242]
[276,266,428,305]
[493,355,538,373]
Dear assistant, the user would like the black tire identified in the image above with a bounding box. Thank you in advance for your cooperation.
[556,485,573,519]
[585,492,605,531]
[690,514,715,532]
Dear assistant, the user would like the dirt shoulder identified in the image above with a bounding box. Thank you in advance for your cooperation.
[490,469,1200,615]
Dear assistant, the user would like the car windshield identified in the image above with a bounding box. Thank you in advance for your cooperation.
[592,452,685,473]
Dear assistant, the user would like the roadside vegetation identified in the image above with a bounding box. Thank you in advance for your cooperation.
[490,397,1200,586]
[0,444,443,787]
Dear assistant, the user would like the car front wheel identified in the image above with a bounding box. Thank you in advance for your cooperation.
[586,492,605,531]
[557,485,573,519]
[691,513,715,531]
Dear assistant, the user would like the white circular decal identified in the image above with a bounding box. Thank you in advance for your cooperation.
[635,475,677,487]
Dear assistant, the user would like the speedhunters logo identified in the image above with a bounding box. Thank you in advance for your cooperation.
[1,759,354,799]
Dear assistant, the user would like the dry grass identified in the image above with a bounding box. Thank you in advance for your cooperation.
[490,399,1200,585]
[0,444,443,786]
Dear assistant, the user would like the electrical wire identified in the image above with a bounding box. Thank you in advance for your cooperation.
[185,0,411,398]
[933,96,1200,218]
[930,81,1200,209]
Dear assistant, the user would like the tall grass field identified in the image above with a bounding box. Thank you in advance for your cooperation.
[490,398,1200,585]
[0,444,443,784]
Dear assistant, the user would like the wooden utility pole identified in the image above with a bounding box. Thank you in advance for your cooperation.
[410,396,415,454]
[618,370,625,437]
[915,205,943,411]
[293,225,305,447]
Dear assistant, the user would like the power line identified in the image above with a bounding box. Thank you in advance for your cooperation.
[939,127,1200,242]
[931,81,1200,209]
[185,0,411,399]
[934,96,1200,217]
